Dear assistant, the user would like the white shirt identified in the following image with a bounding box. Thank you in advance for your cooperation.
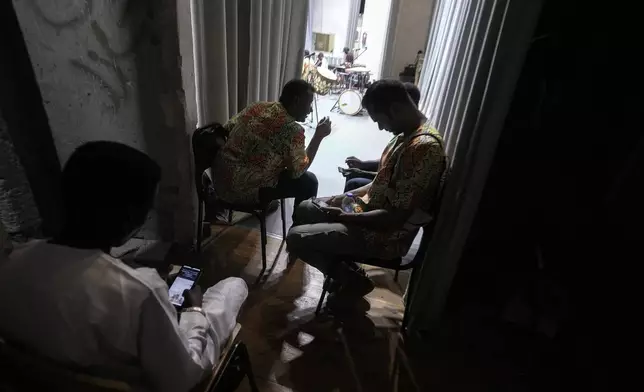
[0,241,248,392]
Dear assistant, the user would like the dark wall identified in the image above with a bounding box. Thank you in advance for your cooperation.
[451,0,643,384]
[0,1,63,237]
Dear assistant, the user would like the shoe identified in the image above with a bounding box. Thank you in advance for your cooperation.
[334,266,375,298]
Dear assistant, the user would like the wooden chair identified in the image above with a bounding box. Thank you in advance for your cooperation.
[192,122,287,276]
[0,324,259,392]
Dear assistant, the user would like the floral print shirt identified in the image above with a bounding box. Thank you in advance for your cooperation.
[361,123,446,258]
[212,102,308,204]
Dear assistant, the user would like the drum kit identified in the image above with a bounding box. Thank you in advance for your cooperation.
[302,59,371,118]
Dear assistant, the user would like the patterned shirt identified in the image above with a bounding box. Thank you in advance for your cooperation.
[212,102,308,204]
[360,123,446,258]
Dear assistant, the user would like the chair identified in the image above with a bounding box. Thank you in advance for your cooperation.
[314,220,435,320]
[313,163,450,329]
[0,324,259,392]
[192,122,287,276]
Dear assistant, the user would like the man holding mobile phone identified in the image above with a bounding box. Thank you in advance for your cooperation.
[287,80,446,303]
[0,142,248,392]
[338,83,422,193]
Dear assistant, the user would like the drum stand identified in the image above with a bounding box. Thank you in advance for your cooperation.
[304,72,320,128]
[306,93,319,128]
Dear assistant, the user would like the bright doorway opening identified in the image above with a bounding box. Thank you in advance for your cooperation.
[304,0,396,197]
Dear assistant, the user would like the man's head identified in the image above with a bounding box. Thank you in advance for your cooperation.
[343,47,350,54]
[362,80,423,134]
[304,50,310,57]
[60,141,161,249]
[279,79,315,122]
[317,53,324,61]
[403,82,421,106]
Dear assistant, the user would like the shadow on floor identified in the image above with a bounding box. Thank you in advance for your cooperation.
[197,224,416,392]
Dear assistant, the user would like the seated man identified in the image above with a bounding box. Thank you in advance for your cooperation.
[213,79,332,208]
[341,82,422,192]
[0,141,248,392]
[343,47,355,67]
[286,80,446,298]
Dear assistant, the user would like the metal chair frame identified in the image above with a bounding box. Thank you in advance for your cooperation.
[192,122,287,276]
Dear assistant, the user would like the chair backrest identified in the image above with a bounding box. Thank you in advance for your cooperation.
[191,122,228,199]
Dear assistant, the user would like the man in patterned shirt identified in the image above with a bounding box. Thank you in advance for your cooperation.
[287,80,447,299]
[213,80,332,207]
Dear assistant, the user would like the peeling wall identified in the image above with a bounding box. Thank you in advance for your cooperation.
[0,112,41,236]
[12,0,196,243]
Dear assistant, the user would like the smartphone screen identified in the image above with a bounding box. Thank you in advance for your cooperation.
[168,266,201,307]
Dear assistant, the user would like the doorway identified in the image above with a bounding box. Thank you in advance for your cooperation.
[304,0,395,197]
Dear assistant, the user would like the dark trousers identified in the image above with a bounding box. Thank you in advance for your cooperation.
[344,176,373,192]
[259,171,318,208]
[343,160,378,192]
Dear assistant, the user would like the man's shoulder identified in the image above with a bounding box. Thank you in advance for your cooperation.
[416,124,442,142]
[93,254,168,300]
[410,125,444,153]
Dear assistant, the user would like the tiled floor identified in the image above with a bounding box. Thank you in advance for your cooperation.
[198,224,417,392]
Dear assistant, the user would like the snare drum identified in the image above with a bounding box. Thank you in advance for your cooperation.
[313,67,337,95]
[338,90,363,116]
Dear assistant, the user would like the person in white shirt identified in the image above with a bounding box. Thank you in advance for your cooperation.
[0,141,248,392]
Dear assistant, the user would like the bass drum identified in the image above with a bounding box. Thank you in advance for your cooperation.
[338,90,363,116]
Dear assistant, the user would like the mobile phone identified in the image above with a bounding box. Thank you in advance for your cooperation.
[168,265,201,307]
[311,198,329,208]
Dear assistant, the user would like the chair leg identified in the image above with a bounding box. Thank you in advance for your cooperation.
[196,200,204,253]
[315,274,332,316]
[280,198,287,238]
[394,269,400,283]
[259,213,267,274]
[227,209,233,224]
[238,342,260,392]
[402,267,417,332]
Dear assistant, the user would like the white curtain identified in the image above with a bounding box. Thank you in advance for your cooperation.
[407,0,543,333]
[418,0,498,156]
[193,0,310,125]
[345,0,361,50]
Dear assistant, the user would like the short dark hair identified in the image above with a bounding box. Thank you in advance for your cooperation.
[279,79,315,106]
[362,79,415,114]
[61,141,161,245]
[403,82,421,106]
[343,47,350,53]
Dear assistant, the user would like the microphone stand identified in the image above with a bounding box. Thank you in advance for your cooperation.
[303,60,319,128]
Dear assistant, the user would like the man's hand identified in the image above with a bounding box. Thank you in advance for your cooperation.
[345,156,364,169]
[182,285,203,308]
[326,195,345,207]
[314,117,332,139]
[320,206,343,217]
[340,167,365,177]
